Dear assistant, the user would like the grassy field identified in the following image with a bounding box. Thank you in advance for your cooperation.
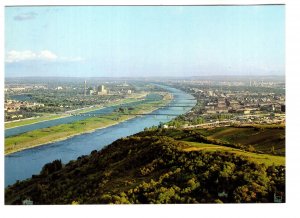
[5,97,171,155]
[4,92,149,129]
[4,114,69,129]
[193,126,285,156]
[5,115,130,155]
[181,141,285,166]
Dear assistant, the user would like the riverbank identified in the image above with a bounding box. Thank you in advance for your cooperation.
[5,92,149,129]
[5,115,132,155]
[5,86,196,187]
[5,114,70,129]
[5,95,172,155]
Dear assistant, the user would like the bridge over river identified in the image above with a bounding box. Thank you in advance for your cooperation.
[5,85,196,187]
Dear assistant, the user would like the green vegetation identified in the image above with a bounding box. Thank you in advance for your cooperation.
[5,114,68,129]
[181,141,285,166]
[5,116,119,155]
[4,92,149,129]
[5,95,171,155]
[193,126,285,155]
[5,131,285,204]
[142,125,285,156]
[5,82,165,121]
[5,79,285,204]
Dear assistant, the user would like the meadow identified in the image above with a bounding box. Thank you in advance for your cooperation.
[5,97,171,155]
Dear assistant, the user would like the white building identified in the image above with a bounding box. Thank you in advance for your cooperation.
[22,199,33,205]
[97,85,108,95]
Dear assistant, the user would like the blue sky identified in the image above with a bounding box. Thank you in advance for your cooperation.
[5,6,285,77]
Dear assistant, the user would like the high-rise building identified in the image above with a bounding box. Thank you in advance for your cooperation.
[98,85,105,92]
[87,87,94,95]
[97,85,108,95]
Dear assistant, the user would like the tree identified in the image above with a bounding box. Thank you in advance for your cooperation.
[40,159,62,176]
[271,146,276,154]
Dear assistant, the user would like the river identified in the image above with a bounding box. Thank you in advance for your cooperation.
[5,93,162,137]
[5,86,196,187]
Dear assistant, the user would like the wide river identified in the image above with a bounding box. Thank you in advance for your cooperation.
[6,93,161,137]
[5,86,196,187]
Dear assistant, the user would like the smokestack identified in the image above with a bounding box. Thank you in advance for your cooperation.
[84,80,87,96]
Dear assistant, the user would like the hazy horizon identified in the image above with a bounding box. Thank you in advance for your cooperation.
[4,74,285,79]
[5,5,285,77]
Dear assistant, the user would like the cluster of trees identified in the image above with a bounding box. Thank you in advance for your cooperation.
[40,160,63,176]
[13,90,125,113]
[167,110,234,127]
[99,137,284,204]
[5,134,285,204]
[5,111,37,122]
[114,107,135,113]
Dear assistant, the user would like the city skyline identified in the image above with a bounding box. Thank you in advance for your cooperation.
[5,5,285,77]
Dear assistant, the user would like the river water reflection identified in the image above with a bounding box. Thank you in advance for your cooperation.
[5,86,196,187]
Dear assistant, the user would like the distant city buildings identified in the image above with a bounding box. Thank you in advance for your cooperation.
[97,85,108,95]
[5,85,48,92]
[4,100,44,113]
[55,86,63,90]
[197,87,285,117]
[168,79,285,128]
[87,87,94,95]
[83,81,108,96]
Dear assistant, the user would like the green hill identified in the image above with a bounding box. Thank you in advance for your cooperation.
[5,126,285,204]
[181,141,284,166]
[198,126,285,155]
[143,125,285,156]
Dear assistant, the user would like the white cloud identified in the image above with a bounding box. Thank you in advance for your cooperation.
[5,50,83,63]
[39,50,58,60]
[60,56,84,62]
[14,12,37,21]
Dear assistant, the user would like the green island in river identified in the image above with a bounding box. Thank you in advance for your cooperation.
[5,92,149,129]
[5,92,173,155]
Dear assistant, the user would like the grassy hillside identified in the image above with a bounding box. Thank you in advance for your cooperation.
[181,141,285,166]
[143,125,285,156]
[5,126,285,204]
[200,126,285,155]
